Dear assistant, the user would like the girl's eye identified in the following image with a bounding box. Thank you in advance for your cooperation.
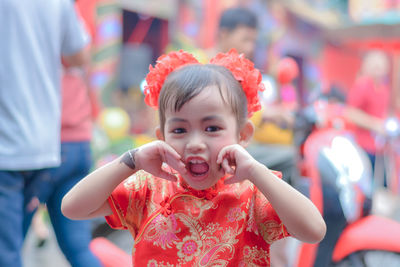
[172,128,186,134]
[205,126,220,132]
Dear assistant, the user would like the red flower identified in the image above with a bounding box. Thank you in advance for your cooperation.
[143,49,264,117]
[210,49,265,117]
[144,50,199,108]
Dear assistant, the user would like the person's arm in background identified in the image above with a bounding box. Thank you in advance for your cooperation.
[63,45,90,68]
[63,0,101,118]
[344,77,385,135]
[60,0,91,68]
[62,46,101,120]
[344,106,385,135]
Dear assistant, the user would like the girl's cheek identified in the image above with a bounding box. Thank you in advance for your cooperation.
[213,143,227,158]
[166,140,182,154]
[216,137,233,148]
[173,144,184,154]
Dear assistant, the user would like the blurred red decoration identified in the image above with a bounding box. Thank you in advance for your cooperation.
[277,57,299,85]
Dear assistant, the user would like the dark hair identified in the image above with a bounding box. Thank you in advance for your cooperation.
[219,7,258,31]
[158,64,248,133]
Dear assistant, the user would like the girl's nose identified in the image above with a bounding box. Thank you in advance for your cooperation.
[186,134,206,153]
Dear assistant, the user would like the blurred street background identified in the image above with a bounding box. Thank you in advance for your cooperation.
[21,0,400,266]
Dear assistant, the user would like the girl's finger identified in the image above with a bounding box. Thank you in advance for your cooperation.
[158,171,178,182]
[152,143,182,170]
[168,158,187,175]
[161,143,181,160]
[161,147,186,174]
[217,146,230,164]
[221,158,234,174]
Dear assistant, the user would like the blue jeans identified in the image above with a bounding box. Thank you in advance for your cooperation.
[0,169,52,267]
[23,142,102,267]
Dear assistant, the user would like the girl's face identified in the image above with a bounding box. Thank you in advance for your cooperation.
[158,86,245,190]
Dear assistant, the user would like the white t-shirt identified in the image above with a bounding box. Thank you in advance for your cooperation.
[0,0,89,170]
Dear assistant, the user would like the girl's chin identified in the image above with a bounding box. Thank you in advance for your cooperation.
[181,171,223,190]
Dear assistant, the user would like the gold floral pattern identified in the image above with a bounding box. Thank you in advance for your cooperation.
[143,214,180,249]
[106,171,289,266]
[147,259,176,267]
[259,220,287,245]
[239,245,270,266]
[176,235,202,262]
[226,206,246,223]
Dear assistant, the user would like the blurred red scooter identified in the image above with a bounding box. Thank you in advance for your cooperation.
[289,97,400,267]
[90,237,131,267]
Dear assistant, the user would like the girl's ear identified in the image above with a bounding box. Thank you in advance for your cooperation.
[239,120,254,147]
[155,127,164,140]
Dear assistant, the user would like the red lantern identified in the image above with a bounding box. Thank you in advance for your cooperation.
[277,57,299,85]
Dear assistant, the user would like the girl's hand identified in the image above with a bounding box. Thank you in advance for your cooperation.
[217,144,260,184]
[135,141,186,182]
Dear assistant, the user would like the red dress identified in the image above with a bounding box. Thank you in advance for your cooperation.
[106,170,289,266]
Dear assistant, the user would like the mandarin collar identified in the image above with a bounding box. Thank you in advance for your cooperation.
[176,174,228,200]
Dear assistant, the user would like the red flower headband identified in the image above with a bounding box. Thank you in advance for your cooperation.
[143,49,265,117]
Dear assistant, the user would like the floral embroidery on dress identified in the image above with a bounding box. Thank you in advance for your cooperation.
[176,235,202,262]
[124,171,148,191]
[239,245,270,266]
[143,214,180,249]
[259,220,285,244]
[226,206,246,223]
[220,226,241,245]
[176,213,240,265]
[147,259,176,267]
[198,244,232,267]
[183,197,218,219]
[107,171,289,266]
[246,197,259,235]
[203,222,220,237]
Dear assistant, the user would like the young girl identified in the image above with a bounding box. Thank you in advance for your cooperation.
[62,49,326,266]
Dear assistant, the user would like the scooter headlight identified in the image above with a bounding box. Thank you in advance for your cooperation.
[321,136,373,223]
[385,117,400,138]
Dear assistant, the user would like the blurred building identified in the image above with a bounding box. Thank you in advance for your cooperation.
[112,0,400,107]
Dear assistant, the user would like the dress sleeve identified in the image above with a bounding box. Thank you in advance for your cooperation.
[254,170,290,244]
[105,171,149,234]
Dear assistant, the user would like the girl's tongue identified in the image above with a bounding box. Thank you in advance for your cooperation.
[188,161,209,175]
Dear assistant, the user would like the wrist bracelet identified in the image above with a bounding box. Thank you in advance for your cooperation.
[121,149,138,170]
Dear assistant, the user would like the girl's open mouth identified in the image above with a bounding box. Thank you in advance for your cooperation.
[187,158,209,180]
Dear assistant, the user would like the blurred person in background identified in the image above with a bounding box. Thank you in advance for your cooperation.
[0,1,89,266]
[211,6,300,267]
[345,50,391,181]
[22,1,104,266]
[249,56,300,186]
[249,57,300,267]
[212,6,299,191]
[207,7,258,60]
